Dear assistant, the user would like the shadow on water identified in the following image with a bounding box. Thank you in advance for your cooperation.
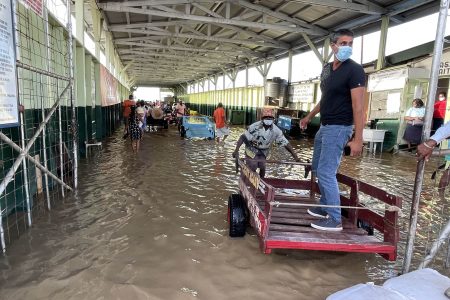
[0,126,448,299]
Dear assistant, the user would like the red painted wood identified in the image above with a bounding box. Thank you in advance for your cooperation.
[358,181,400,206]
[270,224,368,235]
[263,178,311,190]
[238,161,401,261]
[265,239,396,260]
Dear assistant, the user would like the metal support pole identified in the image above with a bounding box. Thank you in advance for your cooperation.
[11,0,32,229]
[376,16,389,71]
[420,220,450,268]
[43,0,54,205]
[402,0,448,274]
[39,74,51,210]
[15,62,70,81]
[360,35,364,65]
[67,0,78,189]
[288,50,293,84]
[245,65,249,88]
[19,111,31,225]
[223,73,226,90]
[58,85,65,197]
[257,60,272,100]
[323,38,330,64]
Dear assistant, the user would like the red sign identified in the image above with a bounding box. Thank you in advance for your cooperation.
[20,0,43,17]
[100,65,120,107]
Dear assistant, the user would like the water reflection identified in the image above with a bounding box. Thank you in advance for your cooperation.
[0,126,448,299]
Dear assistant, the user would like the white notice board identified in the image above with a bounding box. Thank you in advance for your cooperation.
[0,0,19,128]
[367,69,407,92]
[290,83,314,103]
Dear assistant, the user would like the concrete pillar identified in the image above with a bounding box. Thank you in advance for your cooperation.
[75,0,84,45]
[90,0,101,59]
[85,54,94,140]
[94,61,103,139]
[105,33,111,70]
[76,46,87,153]
[376,16,390,70]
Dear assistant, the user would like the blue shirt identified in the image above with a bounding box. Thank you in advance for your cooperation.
[431,121,450,143]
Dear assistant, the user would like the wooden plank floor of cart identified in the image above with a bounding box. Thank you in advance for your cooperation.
[256,193,396,259]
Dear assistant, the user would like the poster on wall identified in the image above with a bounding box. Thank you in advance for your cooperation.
[0,0,19,128]
[100,65,120,107]
[367,69,408,92]
[386,92,401,113]
[290,83,314,103]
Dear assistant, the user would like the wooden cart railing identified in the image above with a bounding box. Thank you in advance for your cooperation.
[237,159,402,260]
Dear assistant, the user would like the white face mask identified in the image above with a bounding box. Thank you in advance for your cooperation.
[439,96,446,101]
[263,119,273,126]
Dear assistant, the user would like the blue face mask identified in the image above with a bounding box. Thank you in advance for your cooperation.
[336,46,352,62]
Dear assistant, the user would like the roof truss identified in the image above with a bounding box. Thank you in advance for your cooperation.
[95,0,440,86]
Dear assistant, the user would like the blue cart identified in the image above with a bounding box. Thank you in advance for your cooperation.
[276,115,302,137]
[180,116,216,139]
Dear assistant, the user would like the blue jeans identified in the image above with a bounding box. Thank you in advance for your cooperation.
[312,125,353,222]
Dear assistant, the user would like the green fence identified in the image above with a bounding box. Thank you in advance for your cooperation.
[182,87,264,125]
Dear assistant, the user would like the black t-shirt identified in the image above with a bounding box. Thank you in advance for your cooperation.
[319,59,365,126]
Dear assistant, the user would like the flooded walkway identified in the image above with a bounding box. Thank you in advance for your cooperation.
[0,127,449,299]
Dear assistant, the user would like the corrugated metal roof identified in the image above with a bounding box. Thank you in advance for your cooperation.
[92,0,440,87]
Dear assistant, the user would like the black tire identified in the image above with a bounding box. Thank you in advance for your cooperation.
[357,219,374,236]
[228,194,247,237]
[180,126,186,137]
[163,120,169,129]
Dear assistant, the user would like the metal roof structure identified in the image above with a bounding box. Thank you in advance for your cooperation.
[95,0,441,87]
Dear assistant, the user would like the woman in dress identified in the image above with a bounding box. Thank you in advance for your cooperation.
[403,98,425,150]
[128,106,142,152]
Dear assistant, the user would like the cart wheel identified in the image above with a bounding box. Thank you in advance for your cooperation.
[357,219,374,236]
[180,126,186,137]
[228,194,247,237]
[227,197,231,223]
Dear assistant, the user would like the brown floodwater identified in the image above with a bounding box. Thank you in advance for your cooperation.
[0,126,449,299]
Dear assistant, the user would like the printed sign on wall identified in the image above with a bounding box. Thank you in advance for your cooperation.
[290,83,315,103]
[368,69,408,92]
[100,65,120,107]
[0,0,19,127]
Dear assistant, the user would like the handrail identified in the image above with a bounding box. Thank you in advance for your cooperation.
[243,158,312,167]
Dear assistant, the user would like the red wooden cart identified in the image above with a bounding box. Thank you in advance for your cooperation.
[228,159,402,261]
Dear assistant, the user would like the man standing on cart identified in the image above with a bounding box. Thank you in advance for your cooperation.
[300,29,365,232]
[232,107,300,178]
